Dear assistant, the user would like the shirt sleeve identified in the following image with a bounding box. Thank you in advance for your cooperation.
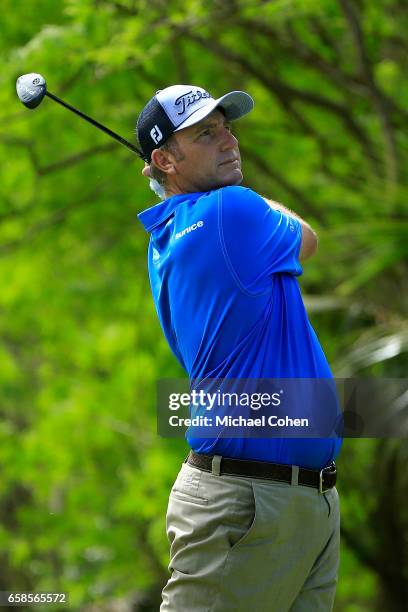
[219,186,303,293]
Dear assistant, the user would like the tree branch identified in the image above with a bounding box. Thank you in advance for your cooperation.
[284,21,368,97]
[171,38,190,84]
[308,15,342,60]
[37,142,119,175]
[184,30,381,170]
[340,523,382,575]
[339,0,400,192]
[239,144,321,219]
[0,172,124,256]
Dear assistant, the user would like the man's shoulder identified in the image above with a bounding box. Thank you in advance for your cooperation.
[185,187,268,228]
[219,185,265,206]
[218,185,269,222]
[191,186,255,215]
[194,185,251,202]
[219,185,252,199]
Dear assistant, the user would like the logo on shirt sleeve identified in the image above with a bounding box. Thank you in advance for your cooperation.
[175,220,204,240]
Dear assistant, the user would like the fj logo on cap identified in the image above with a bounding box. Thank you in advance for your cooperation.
[150,124,163,144]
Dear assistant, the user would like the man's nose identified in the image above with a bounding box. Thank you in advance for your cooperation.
[220,128,238,150]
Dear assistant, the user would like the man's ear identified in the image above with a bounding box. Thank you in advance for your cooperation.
[151,148,176,175]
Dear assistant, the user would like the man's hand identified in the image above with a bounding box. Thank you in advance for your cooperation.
[142,163,151,178]
[142,162,166,199]
[264,198,318,262]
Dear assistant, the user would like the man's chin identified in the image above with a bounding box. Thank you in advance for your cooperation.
[218,172,243,188]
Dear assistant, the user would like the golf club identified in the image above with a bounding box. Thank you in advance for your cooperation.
[16,73,145,159]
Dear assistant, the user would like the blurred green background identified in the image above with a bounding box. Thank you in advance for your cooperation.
[0,0,407,610]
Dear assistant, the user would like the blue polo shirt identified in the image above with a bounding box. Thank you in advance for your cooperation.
[138,186,342,469]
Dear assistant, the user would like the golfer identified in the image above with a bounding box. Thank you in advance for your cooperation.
[137,85,342,611]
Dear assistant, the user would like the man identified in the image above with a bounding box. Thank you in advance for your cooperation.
[137,85,342,611]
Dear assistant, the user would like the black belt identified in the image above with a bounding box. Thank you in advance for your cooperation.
[186,450,337,493]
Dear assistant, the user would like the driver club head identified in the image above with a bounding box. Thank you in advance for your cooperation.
[16,73,46,109]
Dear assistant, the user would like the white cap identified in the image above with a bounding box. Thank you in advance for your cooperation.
[137,84,254,161]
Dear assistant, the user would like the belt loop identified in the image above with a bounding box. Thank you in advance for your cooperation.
[291,465,299,486]
[212,455,222,476]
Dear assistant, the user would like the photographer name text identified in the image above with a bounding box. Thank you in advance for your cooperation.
[168,415,309,427]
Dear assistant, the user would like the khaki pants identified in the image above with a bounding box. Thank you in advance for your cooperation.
[161,459,340,612]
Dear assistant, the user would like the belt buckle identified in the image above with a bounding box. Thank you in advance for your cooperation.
[319,468,325,494]
[319,462,335,494]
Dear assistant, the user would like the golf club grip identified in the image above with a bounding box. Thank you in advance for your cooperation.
[45,91,144,159]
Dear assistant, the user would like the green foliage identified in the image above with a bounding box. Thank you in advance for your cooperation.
[0,0,407,610]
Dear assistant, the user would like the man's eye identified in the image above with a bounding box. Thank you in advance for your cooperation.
[200,129,211,137]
